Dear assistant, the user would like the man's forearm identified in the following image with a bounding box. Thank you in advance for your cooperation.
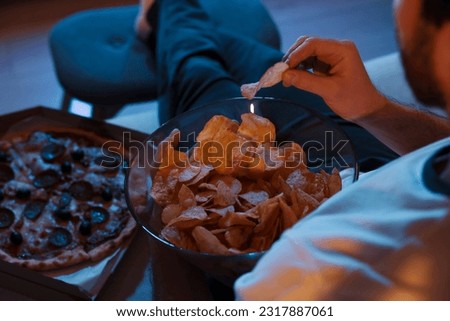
[355,99,450,155]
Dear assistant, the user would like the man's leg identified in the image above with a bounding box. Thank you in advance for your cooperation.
[150,0,240,121]
[151,0,398,170]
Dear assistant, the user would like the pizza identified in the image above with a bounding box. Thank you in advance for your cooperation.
[0,130,136,271]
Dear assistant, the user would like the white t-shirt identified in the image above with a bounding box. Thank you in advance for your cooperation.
[235,137,450,300]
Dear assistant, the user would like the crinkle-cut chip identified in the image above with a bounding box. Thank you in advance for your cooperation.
[218,211,256,228]
[239,190,269,206]
[161,203,183,225]
[327,168,342,197]
[167,206,208,229]
[240,62,289,100]
[178,184,196,209]
[224,226,253,249]
[196,115,239,142]
[192,226,230,255]
[206,205,235,216]
[150,168,180,206]
[278,197,297,230]
[237,113,276,143]
[178,164,201,183]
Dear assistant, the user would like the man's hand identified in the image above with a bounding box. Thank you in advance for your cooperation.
[282,36,387,121]
[134,0,155,41]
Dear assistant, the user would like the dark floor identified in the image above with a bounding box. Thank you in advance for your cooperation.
[0,0,398,118]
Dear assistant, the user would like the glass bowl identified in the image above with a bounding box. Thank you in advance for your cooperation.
[125,97,358,286]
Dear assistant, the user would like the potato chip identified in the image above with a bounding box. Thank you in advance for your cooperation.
[186,163,213,186]
[238,190,269,206]
[292,187,320,217]
[177,184,196,209]
[154,128,189,170]
[161,203,183,225]
[224,226,253,249]
[178,164,201,183]
[151,168,181,206]
[155,128,180,163]
[237,113,275,143]
[328,168,342,197]
[209,175,242,195]
[253,197,281,235]
[240,62,289,100]
[196,115,239,142]
[218,211,257,228]
[167,206,208,229]
[206,205,235,216]
[279,141,306,168]
[192,226,230,255]
[278,197,297,230]
[195,190,216,204]
[285,169,308,191]
[161,226,198,251]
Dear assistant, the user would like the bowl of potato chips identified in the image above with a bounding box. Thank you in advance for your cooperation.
[125,97,358,286]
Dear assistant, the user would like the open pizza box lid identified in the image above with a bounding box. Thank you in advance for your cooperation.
[0,107,148,300]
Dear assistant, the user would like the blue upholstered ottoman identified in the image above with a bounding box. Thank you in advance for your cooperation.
[49,1,280,119]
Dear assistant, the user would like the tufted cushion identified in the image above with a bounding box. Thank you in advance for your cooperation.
[49,2,280,106]
[50,6,155,105]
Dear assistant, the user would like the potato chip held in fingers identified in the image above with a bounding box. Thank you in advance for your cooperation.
[240,62,289,100]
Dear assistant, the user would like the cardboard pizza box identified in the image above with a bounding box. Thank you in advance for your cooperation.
[0,107,148,300]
